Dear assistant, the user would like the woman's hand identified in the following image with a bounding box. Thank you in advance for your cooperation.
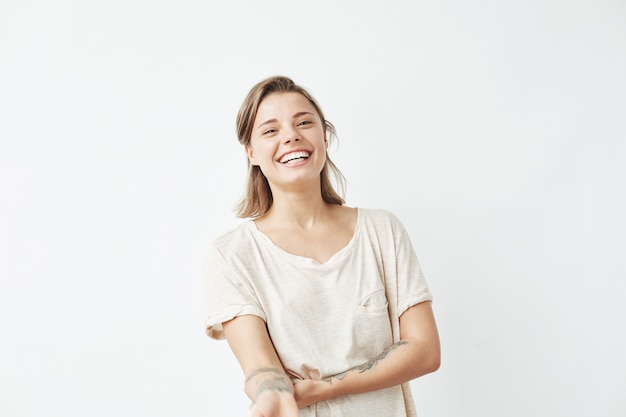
[293,378,332,409]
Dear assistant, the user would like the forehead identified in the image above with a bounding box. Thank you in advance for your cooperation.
[254,92,319,125]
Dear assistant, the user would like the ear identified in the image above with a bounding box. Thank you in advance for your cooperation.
[245,145,259,166]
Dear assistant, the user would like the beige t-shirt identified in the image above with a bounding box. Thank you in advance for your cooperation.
[204,208,433,417]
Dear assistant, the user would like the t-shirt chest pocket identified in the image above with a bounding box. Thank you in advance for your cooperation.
[352,288,393,357]
[357,288,389,314]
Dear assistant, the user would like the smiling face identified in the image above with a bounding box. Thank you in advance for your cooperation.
[246,92,328,193]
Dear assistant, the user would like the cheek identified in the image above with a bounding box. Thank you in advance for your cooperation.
[251,142,277,165]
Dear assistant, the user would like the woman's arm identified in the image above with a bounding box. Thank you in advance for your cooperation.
[222,315,300,417]
[293,301,440,408]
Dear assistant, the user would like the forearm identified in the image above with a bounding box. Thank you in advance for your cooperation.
[294,338,438,408]
[223,316,300,416]
[323,338,439,397]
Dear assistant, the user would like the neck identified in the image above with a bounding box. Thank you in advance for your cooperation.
[264,187,331,229]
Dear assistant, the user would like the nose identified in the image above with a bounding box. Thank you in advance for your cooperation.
[283,128,300,144]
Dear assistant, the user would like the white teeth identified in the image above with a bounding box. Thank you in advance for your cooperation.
[279,151,310,164]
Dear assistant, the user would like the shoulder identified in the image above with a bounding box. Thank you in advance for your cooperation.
[358,207,405,229]
[357,208,413,245]
[209,220,256,258]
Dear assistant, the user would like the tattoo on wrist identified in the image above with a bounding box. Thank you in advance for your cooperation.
[323,341,409,383]
[246,367,293,398]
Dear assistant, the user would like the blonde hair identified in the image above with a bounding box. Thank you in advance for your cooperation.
[235,76,345,218]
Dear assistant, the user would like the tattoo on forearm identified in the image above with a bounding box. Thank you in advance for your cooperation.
[256,375,293,397]
[323,341,409,383]
[245,367,288,383]
[246,367,293,398]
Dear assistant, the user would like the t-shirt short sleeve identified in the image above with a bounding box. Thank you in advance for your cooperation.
[388,212,433,315]
[203,243,266,340]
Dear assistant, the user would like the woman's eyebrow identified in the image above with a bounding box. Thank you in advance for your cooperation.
[257,118,278,129]
[292,111,314,118]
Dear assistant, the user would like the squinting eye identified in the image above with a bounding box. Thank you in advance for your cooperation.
[298,120,312,126]
[263,129,277,135]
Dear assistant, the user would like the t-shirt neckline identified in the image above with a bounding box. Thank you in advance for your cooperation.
[246,207,362,266]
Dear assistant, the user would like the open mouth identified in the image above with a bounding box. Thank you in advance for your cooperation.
[279,151,310,165]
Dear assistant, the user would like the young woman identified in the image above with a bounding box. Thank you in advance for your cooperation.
[204,76,440,417]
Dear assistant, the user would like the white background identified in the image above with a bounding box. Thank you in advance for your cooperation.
[1,0,625,416]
